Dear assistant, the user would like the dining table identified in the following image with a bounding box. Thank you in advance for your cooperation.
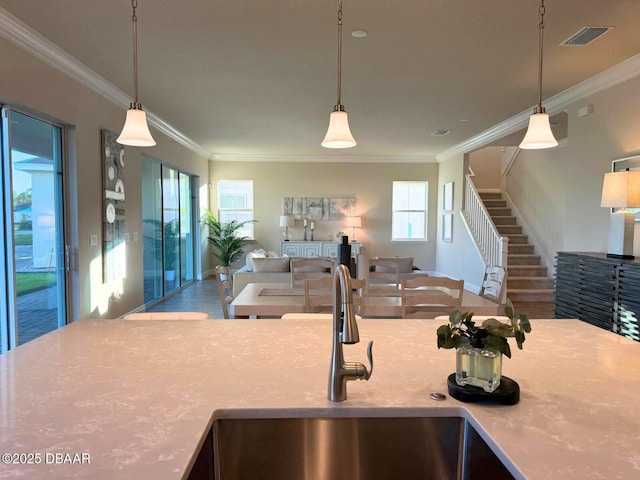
[231,282,500,319]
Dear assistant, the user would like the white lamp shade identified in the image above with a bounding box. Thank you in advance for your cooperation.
[279,215,295,227]
[117,108,156,146]
[601,171,640,208]
[321,111,357,148]
[519,113,558,150]
[345,216,362,228]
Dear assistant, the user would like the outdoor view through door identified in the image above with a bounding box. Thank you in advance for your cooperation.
[0,109,67,352]
[141,156,196,304]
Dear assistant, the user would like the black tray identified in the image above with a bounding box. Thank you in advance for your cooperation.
[447,373,520,405]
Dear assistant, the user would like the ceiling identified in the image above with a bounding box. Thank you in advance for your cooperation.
[1,0,640,161]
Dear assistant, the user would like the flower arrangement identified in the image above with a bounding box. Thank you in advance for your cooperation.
[436,299,531,358]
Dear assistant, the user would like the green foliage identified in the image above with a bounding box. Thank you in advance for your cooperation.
[436,298,531,359]
[16,272,56,296]
[14,233,33,245]
[17,215,32,231]
[143,218,179,270]
[13,188,31,208]
[201,210,256,267]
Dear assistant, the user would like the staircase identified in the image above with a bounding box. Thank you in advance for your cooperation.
[479,192,555,304]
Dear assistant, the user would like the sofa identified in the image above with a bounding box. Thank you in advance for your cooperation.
[232,250,429,297]
[232,250,292,297]
[356,255,429,284]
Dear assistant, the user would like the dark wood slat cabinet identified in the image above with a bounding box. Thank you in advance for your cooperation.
[555,252,640,341]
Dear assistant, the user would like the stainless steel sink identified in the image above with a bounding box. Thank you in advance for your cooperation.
[212,414,516,480]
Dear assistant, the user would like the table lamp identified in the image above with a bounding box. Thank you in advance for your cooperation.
[600,171,640,259]
[279,215,294,241]
[345,216,362,242]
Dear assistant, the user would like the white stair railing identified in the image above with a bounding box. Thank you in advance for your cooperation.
[461,175,509,268]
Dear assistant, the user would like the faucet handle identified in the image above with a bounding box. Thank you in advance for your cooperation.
[364,340,374,380]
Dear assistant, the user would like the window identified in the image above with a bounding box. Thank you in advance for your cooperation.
[392,181,428,241]
[217,180,254,239]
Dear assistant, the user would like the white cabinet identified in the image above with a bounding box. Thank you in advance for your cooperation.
[281,241,362,258]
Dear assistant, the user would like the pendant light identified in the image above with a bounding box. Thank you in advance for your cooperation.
[519,0,558,150]
[321,0,357,149]
[117,0,156,147]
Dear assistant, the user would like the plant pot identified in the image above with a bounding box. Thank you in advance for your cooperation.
[455,345,502,393]
[165,270,176,282]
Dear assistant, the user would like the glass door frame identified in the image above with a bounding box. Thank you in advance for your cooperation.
[141,155,199,307]
[0,106,70,353]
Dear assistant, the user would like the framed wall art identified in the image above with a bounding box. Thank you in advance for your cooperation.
[612,154,640,221]
[443,182,454,212]
[102,129,126,282]
[442,213,453,242]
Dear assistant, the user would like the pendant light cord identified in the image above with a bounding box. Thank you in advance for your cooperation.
[131,0,140,108]
[335,0,344,110]
[536,0,545,114]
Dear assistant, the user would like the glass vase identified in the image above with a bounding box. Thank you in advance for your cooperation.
[455,345,502,393]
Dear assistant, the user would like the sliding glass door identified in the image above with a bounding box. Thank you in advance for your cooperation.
[1,108,67,352]
[141,156,196,305]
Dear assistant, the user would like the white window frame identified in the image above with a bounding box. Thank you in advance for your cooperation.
[391,181,428,241]
[217,180,254,239]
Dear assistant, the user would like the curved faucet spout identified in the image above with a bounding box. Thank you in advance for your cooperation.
[328,264,374,402]
[334,264,359,344]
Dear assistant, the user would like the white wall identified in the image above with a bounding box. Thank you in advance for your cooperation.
[434,153,486,292]
[0,37,210,319]
[209,161,439,271]
[507,74,640,266]
[469,146,503,190]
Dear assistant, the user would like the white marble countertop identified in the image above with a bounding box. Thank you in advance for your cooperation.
[1,317,639,479]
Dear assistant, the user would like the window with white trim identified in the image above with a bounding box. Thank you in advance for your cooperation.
[392,181,428,241]
[217,180,254,239]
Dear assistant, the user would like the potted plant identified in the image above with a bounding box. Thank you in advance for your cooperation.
[437,299,531,393]
[143,218,180,281]
[162,219,179,281]
[201,210,256,268]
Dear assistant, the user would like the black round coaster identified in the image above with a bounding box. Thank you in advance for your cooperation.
[447,373,520,405]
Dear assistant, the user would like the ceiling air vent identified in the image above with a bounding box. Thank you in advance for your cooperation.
[431,130,450,136]
[560,26,613,46]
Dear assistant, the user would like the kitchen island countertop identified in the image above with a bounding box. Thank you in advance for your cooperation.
[1,317,639,479]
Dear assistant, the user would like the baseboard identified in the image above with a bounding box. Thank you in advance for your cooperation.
[119,304,147,319]
[202,269,215,279]
[429,270,481,294]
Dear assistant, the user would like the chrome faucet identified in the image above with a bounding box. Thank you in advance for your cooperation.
[328,264,374,402]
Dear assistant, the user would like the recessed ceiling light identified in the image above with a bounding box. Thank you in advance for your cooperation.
[459,119,470,122]
[352,30,368,38]
[431,130,451,136]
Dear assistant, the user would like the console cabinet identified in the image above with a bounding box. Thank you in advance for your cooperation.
[555,252,640,341]
[281,241,362,259]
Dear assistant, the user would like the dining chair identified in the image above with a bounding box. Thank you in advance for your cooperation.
[303,276,334,313]
[401,276,464,319]
[350,278,367,316]
[123,312,210,320]
[291,258,336,287]
[367,258,401,296]
[303,276,367,314]
[215,265,234,319]
[479,265,508,305]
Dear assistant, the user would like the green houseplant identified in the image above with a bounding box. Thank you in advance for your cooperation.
[437,299,531,392]
[202,210,256,267]
[143,218,179,281]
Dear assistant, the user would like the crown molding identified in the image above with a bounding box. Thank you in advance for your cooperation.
[0,7,210,159]
[209,153,436,163]
[436,54,640,162]
[3,6,638,165]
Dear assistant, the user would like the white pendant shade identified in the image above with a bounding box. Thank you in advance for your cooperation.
[321,110,356,149]
[117,108,156,147]
[519,112,558,150]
